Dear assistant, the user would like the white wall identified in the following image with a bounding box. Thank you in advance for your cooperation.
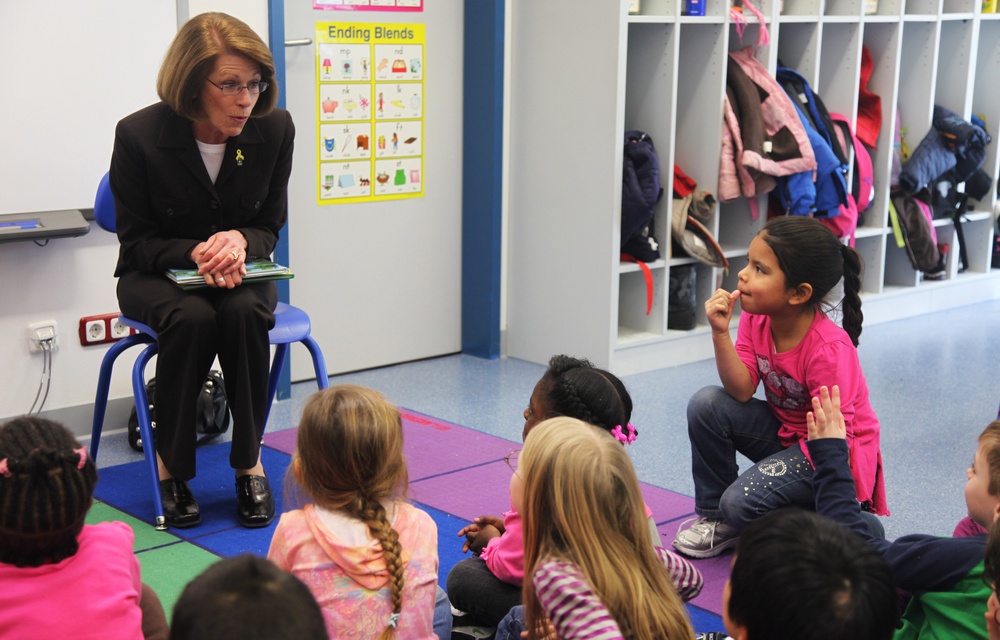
[0,1,267,431]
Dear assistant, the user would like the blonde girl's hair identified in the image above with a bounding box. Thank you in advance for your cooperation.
[157,12,278,121]
[291,384,408,640]
[520,418,694,640]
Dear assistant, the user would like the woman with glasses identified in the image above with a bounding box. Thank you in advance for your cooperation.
[108,12,294,529]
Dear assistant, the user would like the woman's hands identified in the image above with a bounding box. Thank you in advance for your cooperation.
[457,515,505,555]
[705,288,741,334]
[192,230,249,288]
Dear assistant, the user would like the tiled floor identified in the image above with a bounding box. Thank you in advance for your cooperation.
[91,297,1000,629]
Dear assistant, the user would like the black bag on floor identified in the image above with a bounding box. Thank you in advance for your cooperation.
[127,370,231,452]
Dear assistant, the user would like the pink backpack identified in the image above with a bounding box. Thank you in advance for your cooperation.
[822,113,874,245]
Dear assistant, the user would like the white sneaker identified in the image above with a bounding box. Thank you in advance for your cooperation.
[672,516,739,558]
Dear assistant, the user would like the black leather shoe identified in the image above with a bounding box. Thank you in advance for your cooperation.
[159,478,201,528]
[236,474,275,528]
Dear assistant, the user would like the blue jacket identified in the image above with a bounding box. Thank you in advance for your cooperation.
[898,105,992,195]
[774,68,848,216]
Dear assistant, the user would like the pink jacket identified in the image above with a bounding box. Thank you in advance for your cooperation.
[269,502,439,640]
[719,47,817,202]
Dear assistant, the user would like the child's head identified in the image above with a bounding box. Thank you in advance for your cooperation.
[753,216,865,346]
[724,509,896,640]
[522,354,634,441]
[291,384,407,639]
[966,421,1000,528]
[0,417,97,568]
[519,418,693,640]
[169,554,327,640]
[293,383,408,509]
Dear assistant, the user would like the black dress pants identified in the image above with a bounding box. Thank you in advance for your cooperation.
[117,271,276,480]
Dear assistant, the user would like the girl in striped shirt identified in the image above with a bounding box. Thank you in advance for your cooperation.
[516,417,696,640]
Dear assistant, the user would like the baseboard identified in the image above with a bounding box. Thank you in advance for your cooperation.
[0,397,135,441]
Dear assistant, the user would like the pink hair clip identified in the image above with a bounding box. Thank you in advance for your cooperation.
[611,423,637,445]
[73,447,87,470]
[0,458,10,478]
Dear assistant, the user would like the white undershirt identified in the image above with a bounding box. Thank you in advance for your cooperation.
[196,140,226,183]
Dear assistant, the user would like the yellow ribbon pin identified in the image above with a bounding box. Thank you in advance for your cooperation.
[236,149,245,166]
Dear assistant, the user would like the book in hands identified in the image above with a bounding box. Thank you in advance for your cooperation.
[166,259,294,290]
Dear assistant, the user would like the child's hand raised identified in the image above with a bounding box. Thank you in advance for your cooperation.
[807,385,846,441]
[704,289,741,334]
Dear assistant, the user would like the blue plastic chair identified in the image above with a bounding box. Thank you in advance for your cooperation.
[90,171,329,529]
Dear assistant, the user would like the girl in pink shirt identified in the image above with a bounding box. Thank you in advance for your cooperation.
[268,385,439,640]
[0,417,167,640]
[673,216,888,560]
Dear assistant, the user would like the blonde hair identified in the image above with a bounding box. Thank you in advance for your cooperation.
[157,12,277,121]
[521,418,694,640]
[291,385,408,640]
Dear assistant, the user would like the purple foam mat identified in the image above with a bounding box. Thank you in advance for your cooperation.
[658,520,731,615]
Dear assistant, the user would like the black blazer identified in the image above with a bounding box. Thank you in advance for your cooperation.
[110,101,295,276]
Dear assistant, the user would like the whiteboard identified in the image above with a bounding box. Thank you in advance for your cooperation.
[0,2,178,215]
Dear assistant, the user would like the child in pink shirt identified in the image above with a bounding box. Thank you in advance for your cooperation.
[0,417,166,640]
[269,385,439,640]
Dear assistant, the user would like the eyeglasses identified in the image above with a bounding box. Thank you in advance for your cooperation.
[504,449,521,476]
[206,79,268,96]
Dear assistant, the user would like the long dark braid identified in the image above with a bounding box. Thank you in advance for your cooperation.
[840,243,865,347]
[544,355,634,435]
[0,417,97,567]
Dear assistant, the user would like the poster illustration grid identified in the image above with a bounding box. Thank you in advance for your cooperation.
[316,22,425,204]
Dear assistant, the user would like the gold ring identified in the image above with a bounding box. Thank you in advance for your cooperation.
[230,250,240,261]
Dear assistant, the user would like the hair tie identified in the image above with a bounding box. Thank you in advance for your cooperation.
[611,423,637,445]
[0,459,10,478]
[387,613,400,628]
[73,447,87,470]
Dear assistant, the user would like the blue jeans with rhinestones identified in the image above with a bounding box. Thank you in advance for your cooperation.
[688,386,815,531]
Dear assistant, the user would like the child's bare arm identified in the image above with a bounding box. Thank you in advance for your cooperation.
[457,515,505,554]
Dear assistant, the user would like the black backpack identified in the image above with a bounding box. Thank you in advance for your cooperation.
[127,370,231,452]
[621,131,663,262]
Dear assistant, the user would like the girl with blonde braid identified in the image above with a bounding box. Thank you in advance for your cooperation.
[268,385,439,639]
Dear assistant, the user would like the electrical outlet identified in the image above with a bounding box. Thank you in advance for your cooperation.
[78,313,132,346]
[26,320,58,353]
[85,319,106,343]
[110,318,132,339]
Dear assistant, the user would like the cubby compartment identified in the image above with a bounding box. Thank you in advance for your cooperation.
[855,233,887,293]
[632,0,680,17]
[904,0,941,17]
[935,20,975,114]
[618,267,667,343]
[972,21,1000,213]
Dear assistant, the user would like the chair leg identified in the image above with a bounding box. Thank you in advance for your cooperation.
[130,342,167,530]
[264,343,290,429]
[90,334,155,463]
[301,336,330,390]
